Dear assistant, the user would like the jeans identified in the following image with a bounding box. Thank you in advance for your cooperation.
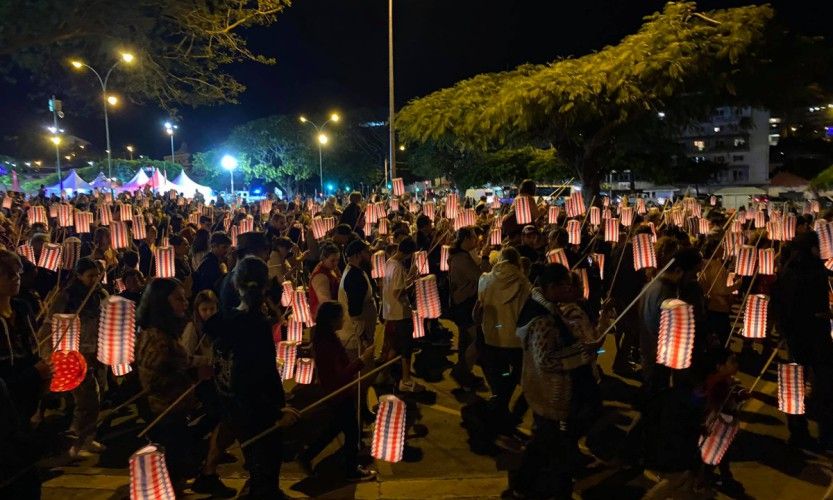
[510,414,578,499]
[298,398,360,472]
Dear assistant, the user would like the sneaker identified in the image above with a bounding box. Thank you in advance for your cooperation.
[191,473,237,498]
[345,465,377,482]
[398,380,425,393]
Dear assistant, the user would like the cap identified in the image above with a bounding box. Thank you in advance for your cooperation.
[345,239,370,258]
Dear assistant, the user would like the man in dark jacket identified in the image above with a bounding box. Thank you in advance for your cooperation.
[193,232,231,295]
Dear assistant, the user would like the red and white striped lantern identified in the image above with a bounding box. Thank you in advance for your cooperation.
[565,196,581,218]
[98,205,112,226]
[375,202,387,220]
[698,218,711,235]
[413,250,429,276]
[632,233,657,271]
[260,199,273,217]
[515,196,532,225]
[118,203,133,221]
[690,202,702,219]
[461,208,476,227]
[371,395,407,463]
[28,205,47,225]
[57,204,74,227]
[52,313,80,352]
[589,206,601,226]
[742,294,768,339]
[572,192,585,215]
[276,341,298,381]
[591,253,605,280]
[188,212,200,226]
[311,217,327,240]
[37,243,62,272]
[378,218,389,235]
[766,220,782,241]
[735,246,757,277]
[757,248,775,276]
[294,289,314,326]
[97,296,136,376]
[294,358,315,384]
[365,204,378,224]
[129,444,176,500]
[154,246,175,278]
[281,281,294,307]
[604,218,619,243]
[491,197,501,210]
[74,211,93,234]
[819,222,833,260]
[445,195,458,219]
[440,245,450,272]
[390,197,400,213]
[699,415,738,466]
[636,197,647,215]
[371,251,387,279]
[670,210,684,227]
[783,214,796,241]
[17,244,34,263]
[414,275,441,319]
[62,237,81,271]
[724,233,745,259]
[566,220,581,245]
[548,206,560,224]
[686,216,699,236]
[412,311,425,339]
[602,208,612,221]
[392,177,405,196]
[323,217,335,232]
[753,210,766,229]
[111,221,130,249]
[709,195,717,207]
[778,363,805,415]
[656,299,695,370]
[287,317,304,343]
[546,248,569,267]
[423,201,435,219]
[730,219,744,234]
[239,216,254,234]
[620,207,634,227]
[132,214,146,240]
[489,227,502,246]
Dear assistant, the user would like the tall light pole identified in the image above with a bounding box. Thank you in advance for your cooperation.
[70,52,134,182]
[221,155,238,195]
[388,0,396,181]
[299,112,340,194]
[48,95,64,191]
[126,145,134,160]
[164,122,178,164]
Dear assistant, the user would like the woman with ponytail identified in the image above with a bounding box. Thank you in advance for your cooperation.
[206,256,299,499]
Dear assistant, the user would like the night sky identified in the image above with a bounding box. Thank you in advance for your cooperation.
[1,0,832,161]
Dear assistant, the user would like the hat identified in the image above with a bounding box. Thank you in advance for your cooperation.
[522,225,539,235]
[345,239,370,258]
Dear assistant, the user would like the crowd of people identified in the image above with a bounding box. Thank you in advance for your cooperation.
[0,178,830,499]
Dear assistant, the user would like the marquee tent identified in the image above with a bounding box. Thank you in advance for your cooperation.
[170,170,212,198]
[45,169,92,194]
[120,168,151,192]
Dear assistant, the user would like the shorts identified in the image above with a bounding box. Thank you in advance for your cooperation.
[384,319,414,357]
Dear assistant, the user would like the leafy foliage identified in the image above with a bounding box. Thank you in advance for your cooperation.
[0,0,290,110]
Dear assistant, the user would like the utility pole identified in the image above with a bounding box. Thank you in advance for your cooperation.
[49,96,63,191]
[388,0,396,181]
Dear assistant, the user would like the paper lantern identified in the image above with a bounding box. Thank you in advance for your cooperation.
[154,246,175,278]
[565,196,581,218]
[363,220,373,238]
[572,192,585,215]
[589,206,600,226]
[17,244,34,263]
[28,205,46,224]
[52,313,80,352]
[293,289,314,326]
[117,203,132,222]
[188,212,200,226]
[753,210,766,229]
[229,225,239,248]
[686,216,699,236]
[97,296,136,376]
[132,214,147,241]
[783,214,796,242]
[757,248,775,276]
[489,227,502,246]
[690,202,702,219]
[423,201,435,219]
[413,250,429,276]
[294,358,315,384]
[111,221,130,249]
[656,299,695,370]
[57,204,74,227]
[129,444,176,500]
[709,195,717,207]
[730,219,744,234]
[698,218,711,236]
[73,211,92,234]
[591,253,605,280]
[371,250,387,279]
[445,195,458,219]
[566,220,581,246]
[576,268,590,300]
[602,196,610,208]
[699,415,738,466]
[546,248,569,267]
[632,233,657,271]
[742,294,768,339]
[37,243,62,272]
[260,199,273,217]
[287,317,304,343]
[323,217,335,232]
[1,196,11,209]
[239,216,254,234]
[724,233,745,259]
[371,395,407,463]
[276,341,298,381]
[670,210,684,227]
[735,246,757,277]
[604,218,619,243]
[440,245,450,272]
[61,238,81,271]
[548,206,560,224]
[491,197,501,210]
[49,350,87,392]
[636,197,647,215]
[778,363,805,415]
[514,196,532,225]
[311,217,327,240]
[375,202,387,220]
[726,272,736,288]
[412,311,425,339]
[98,205,112,226]
[280,281,294,307]
[391,177,405,196]
[114,278,126,294]
[602,208,612,221]
[414,275,441,319]
[461,208,476,227]
[819,222,833,260]
[378,218,389,235]
[620,207,634,227]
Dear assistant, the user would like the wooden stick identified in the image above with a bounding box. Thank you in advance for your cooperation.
[96,388,150,427]
[238,355,403,450]
[38,283,98,350]
[749,340,784,394]
[137,383,198,438]
[604,226,634,301]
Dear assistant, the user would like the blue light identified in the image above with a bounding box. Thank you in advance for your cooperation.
[345,186,351,191]
[252,188,262,194]
[326,183,334,192]
[387,183,392,189]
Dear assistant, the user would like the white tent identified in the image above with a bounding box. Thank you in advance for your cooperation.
[89,172,112,190]
[45,169,92,195]
[120,168,151,192]
[170,170,212,198]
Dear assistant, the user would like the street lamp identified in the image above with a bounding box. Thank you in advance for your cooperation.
[164,121,178,168]
[69,51,134,181]
[299,111,340,194]
[126,145,134,160]
[221,154,238,195]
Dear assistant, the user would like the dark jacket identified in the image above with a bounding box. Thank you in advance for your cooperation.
[0,299,43,426]
[312,331,363,401]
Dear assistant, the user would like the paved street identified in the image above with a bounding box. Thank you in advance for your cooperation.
[38,322,832,499]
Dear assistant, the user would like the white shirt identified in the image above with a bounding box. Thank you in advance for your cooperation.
[382,257,410,321]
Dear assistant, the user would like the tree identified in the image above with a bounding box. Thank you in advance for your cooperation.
[226,115,316,197]
[0,0,290,109]
[397,2,830,197]
[190,149,231,191]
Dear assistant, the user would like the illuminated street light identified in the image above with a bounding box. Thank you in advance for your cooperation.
[121,52,135,63]
[221,154,238,195]
[300,111,341,193]
[126,145,134,160]
[399,144,405,151]
[50,136,61,146]
[107,95,118,106]
[164,122,179,169]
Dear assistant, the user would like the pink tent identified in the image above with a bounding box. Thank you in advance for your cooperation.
[119,168,150,193]
[147,168,169,192]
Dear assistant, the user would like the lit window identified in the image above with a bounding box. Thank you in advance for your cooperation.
[693,140,705,151]
[734,138,746,147]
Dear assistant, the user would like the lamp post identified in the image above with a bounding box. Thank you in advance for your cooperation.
[126,145,134,160]
[299,112,340,194]
[70,52,134,181]
[221,154,238,195]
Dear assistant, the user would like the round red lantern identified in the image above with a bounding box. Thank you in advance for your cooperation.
[50,350,87,392]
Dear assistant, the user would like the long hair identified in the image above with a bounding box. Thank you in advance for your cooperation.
[191,228,210,254]
[233,256,269,311]
[311,301,343,345]
[137,278,186,338]
[192,289,219,334]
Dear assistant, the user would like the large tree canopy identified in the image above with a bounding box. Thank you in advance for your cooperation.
[397,2,828,195]
[0,0,290,109]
